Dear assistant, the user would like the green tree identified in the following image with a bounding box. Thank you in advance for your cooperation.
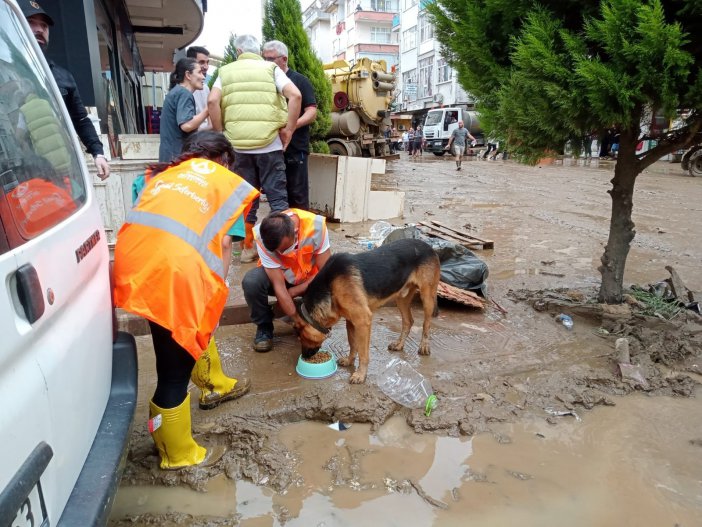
[263,0,332,153]
[208,33,238,89]
[428,0,702,303]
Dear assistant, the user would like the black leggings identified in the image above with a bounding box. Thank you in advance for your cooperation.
[149,321,196,409]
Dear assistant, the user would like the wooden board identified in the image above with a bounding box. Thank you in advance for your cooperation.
[437,281,486,309]
[418,220,494,250]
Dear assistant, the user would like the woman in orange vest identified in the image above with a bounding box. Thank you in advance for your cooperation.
[114,131,259,470]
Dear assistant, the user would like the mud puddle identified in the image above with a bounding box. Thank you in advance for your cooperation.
[110,391,702,526]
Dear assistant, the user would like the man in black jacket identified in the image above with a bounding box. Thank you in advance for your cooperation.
[20,0,110,179]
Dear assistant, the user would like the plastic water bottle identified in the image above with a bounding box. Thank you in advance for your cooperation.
[555,314,573,330]
[369,221,394,242]
[377,358,438,416]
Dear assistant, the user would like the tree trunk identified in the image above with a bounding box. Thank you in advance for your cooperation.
[597,130,641,303]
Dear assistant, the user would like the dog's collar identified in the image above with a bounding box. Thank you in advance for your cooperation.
[299,303,331,335]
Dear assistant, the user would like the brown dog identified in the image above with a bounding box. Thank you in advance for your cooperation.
[295,238,441,383]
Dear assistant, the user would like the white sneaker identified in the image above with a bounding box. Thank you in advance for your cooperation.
[240,247,257,263]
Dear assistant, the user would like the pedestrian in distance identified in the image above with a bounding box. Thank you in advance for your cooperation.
[262,40,318,211]
[242,209,331,352]
[114,131,259,470]
[445,120,476,170]
[208,34,302,264]
[20,0,110,179]
[407,127,415,156]
[186,45,212,131]
[158,58,209,163]
[412,125,424,158]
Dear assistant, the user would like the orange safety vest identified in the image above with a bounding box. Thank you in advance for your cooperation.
[7,178,77,239]
[254,208,327,285]
[113,158,259,359]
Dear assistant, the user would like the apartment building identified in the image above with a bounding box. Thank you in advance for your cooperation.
[303,0,474,128]
[303,0,400,67]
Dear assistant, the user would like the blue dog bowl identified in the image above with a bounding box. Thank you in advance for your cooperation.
[295,349,337,379]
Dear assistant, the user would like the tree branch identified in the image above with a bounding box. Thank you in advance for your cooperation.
[637,115,702,172]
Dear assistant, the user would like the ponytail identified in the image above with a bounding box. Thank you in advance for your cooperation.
[168,57,197,90]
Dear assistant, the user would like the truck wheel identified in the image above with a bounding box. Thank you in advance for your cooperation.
[689,149,702,177]
[433,151,445,157]
[329,142,348,156]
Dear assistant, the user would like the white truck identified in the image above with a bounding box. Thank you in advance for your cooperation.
[422,107,483,156]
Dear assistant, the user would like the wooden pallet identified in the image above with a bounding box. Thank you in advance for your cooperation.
[418,220,494,250]
[437,281,486,309]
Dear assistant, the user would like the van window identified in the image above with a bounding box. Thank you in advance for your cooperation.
[0,3,86,252]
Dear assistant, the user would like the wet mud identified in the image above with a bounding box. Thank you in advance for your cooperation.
[110,155,702,525]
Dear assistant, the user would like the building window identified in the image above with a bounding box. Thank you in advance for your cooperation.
[437,58,451,83]
[402,26,416,50]
[419,13,434,42]
[371,0,396,11]
[371,27,391,44]
[402,69,417,102]
[418,57,433,98]
[405,0,418,8]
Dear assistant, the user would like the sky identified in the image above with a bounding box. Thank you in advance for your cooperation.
[190,0,316,59]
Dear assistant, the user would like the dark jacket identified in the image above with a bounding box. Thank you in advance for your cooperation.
[49,60,104,157]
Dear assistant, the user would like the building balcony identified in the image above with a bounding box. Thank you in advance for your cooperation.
[354,10,395,24]
[127,0,205,71]
[303,8,331,29]
[353,43,399,55]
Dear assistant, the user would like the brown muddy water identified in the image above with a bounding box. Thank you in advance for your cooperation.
[111,392,702,526]
[110,156,702,526]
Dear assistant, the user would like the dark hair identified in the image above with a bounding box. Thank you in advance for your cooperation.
[260,212,294,252]
[186,46,210,58]
[169,57,197,90]
[146,131,236,177]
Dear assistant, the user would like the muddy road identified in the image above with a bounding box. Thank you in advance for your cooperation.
[110,155,702,526]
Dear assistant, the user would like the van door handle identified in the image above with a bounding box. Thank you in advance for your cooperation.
[16,264,45,324]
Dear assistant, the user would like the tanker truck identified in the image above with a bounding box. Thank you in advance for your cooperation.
[324,57,395,157]
[423,107,483,155]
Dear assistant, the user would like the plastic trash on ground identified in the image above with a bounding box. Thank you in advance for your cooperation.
[358,221,397,249]
[377,358,437,416]
[555,314,573,329]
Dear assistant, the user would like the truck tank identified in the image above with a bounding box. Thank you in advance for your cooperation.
[324,57,395,157]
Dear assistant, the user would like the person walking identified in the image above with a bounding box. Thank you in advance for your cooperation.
[402,129,409,152]
[208,34,302,263]
[445,120,476,170]
[242,209,331,352]
[114,131,259,470]
[262,40,317,210]
[187,45,212,131]
[21,0,110,179]
[412,125,424,158]
[158,58,209,163]
[407,127,415,156]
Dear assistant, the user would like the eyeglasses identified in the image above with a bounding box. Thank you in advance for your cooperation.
[264,55,284,62]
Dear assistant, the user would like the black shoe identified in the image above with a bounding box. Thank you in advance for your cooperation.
[253,323,274,352]
[456,166,461,171]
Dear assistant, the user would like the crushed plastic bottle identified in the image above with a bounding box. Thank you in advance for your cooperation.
[377,358,438,416]
[369,221,394,242]
[555,314,574,330]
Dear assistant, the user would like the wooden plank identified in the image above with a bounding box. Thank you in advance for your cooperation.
[428,220,494,248]
[418,221,487,249]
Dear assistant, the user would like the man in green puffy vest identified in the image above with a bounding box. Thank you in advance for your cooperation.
[209,34,302,263]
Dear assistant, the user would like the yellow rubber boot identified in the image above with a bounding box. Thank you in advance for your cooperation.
[191,339,251,410]
[148,394,212,470]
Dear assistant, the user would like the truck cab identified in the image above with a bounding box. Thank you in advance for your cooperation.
[0,1,137,525]
[423,108,483,155]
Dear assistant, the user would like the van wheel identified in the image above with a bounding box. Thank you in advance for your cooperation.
[433,152,445,157]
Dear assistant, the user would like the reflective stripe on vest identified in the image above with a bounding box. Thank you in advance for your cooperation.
[127,183,253,279]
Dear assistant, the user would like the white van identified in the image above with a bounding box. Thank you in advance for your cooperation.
[0,1,137,525]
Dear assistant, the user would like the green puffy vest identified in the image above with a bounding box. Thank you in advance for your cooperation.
[219,53,288,150]
[20,95,72,175]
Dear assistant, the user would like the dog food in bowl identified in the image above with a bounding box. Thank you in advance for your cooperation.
[296,350,337,379]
